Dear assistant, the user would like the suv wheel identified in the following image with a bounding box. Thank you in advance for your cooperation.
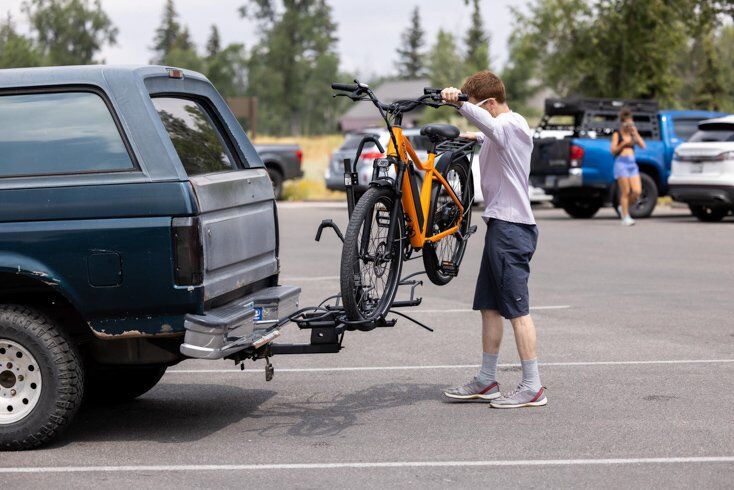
[266,166,284,200]
[628,173,658,219]
[86,364,167,403]
[0,306,84,450]
[560,198,602,219]
[689,204,728,222]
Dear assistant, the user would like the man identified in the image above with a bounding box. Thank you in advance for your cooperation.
[441,71,546,408]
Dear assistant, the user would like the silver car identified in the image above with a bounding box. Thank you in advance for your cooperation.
[325,128,430,191]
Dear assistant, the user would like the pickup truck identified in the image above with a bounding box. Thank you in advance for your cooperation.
[0,65,303,450]
[530,98,725,218]
[255,143,303,200]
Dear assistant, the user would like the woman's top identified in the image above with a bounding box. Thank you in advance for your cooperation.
[612,130,636,157]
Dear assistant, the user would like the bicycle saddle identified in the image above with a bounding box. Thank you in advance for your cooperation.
[421,124,460,143]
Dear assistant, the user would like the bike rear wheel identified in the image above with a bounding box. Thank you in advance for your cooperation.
[340,187,404,323]
[423,158,473,285]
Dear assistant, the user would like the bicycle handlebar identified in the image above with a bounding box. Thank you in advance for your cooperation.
[331,82,359,92]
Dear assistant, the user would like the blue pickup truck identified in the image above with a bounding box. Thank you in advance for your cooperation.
[530,98,726,218]
[0,65,306,449]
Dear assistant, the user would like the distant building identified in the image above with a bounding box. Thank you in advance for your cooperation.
[338,78,429,133]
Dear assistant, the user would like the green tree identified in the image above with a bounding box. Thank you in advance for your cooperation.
[428,29,463,89]
[151,0,195,64]
[240,0,346,135]
[206,43,247,97]
[22,0,117,65]
[395,6,426,79]
[0,14,44,68]
[690,32,727,110]
[206,25,221,58]
[501,30,541,116]
[463,0,490,73]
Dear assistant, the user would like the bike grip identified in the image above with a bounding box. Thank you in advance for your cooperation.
[331,82,358,92]
[458,94,469,101]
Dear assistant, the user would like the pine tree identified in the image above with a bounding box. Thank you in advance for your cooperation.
[241,0,345,135]
[428,29,463,89]
[464,0,489,73]
[206,25,221,58]
[22,0,117,66]
[0,14,44,68]
[151,0,192,63]
[691,32,727,110]
[395,6,426,79]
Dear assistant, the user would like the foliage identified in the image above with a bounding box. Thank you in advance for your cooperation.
[508,0,734,110]
[22,0,117,65]
[0,14,44,69]
[240,0,347,135]
[463,0,490,73]
[395,6,426,79]
[151,0,193,63]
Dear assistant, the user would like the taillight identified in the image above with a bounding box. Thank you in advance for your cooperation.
[360,151,385,161]
[172,217,203,286]
[569,145,584,167]
[295,149,303,165]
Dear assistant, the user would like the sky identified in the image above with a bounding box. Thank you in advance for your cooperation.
[3,0,531,77]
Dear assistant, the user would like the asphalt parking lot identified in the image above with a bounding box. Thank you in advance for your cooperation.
[2,204,733,488]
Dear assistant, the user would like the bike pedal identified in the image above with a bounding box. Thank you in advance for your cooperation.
[441,260,459,277]
[467,225,478,235]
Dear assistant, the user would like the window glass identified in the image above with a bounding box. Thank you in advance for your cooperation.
[674,118,703,141]
[152,97,235,175]
[0,92,134,177]
[689,128,734,142]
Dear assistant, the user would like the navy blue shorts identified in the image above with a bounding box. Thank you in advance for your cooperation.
[472,219,538,319]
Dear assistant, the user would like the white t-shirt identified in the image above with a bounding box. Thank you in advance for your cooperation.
[458,102,536,225]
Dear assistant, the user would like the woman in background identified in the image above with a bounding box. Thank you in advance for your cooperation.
[611,107,646,225]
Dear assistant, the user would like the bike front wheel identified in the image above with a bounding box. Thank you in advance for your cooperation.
[340,187,404,323]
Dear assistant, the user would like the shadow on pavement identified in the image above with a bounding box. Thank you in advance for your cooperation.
[54,383,277,446]
[244,382,444,438]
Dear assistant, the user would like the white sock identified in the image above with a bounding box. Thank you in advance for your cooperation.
[519,358,542,391]
[476,353,498,385]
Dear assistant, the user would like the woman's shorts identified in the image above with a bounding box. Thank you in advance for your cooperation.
[473,219,538,320]
[614,154,639,179]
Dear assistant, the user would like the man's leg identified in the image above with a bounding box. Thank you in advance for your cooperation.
[510,314,541,391]
[476,309,503,385]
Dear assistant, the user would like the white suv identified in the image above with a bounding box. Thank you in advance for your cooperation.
[669,115,734,222]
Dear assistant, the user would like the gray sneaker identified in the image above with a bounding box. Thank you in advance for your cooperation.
[490,386,547,408]
[444,378,500,401]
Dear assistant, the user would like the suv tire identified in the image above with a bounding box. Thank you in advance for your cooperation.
[628,173,658,219]
[689,204,728,222]
[560,198,602,219]
[0,305,84,450]
[266,166,284,200]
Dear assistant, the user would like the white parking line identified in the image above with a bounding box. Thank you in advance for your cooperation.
[411,305,571,313]
[1,456,732,474]
[167,358,734,375]
[280,276,339,281]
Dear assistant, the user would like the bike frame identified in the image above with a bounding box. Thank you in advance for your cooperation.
[387,126,465,249]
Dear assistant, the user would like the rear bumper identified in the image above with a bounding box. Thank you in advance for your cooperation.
[180,285,301,359]
[530,168,584,193]
[669,184,734,207]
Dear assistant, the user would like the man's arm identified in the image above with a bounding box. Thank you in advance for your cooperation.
[457,102,506,149]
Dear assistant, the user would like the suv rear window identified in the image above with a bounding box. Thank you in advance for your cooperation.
[689,127,734,142]
[153,97,236,176]
[339,133,381,151]
[0,91,134,177]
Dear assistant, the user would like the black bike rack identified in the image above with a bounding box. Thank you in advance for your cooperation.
[242,132,477,377]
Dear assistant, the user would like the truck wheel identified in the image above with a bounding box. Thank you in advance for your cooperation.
[0,306,84,450]
[560,198,602,219]
[689,204,728,222]
[629,173,658,219]
[86,364,167,404]
[266,166,284,200]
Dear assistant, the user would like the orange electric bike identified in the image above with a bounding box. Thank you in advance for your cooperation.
[332,81,477,322]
